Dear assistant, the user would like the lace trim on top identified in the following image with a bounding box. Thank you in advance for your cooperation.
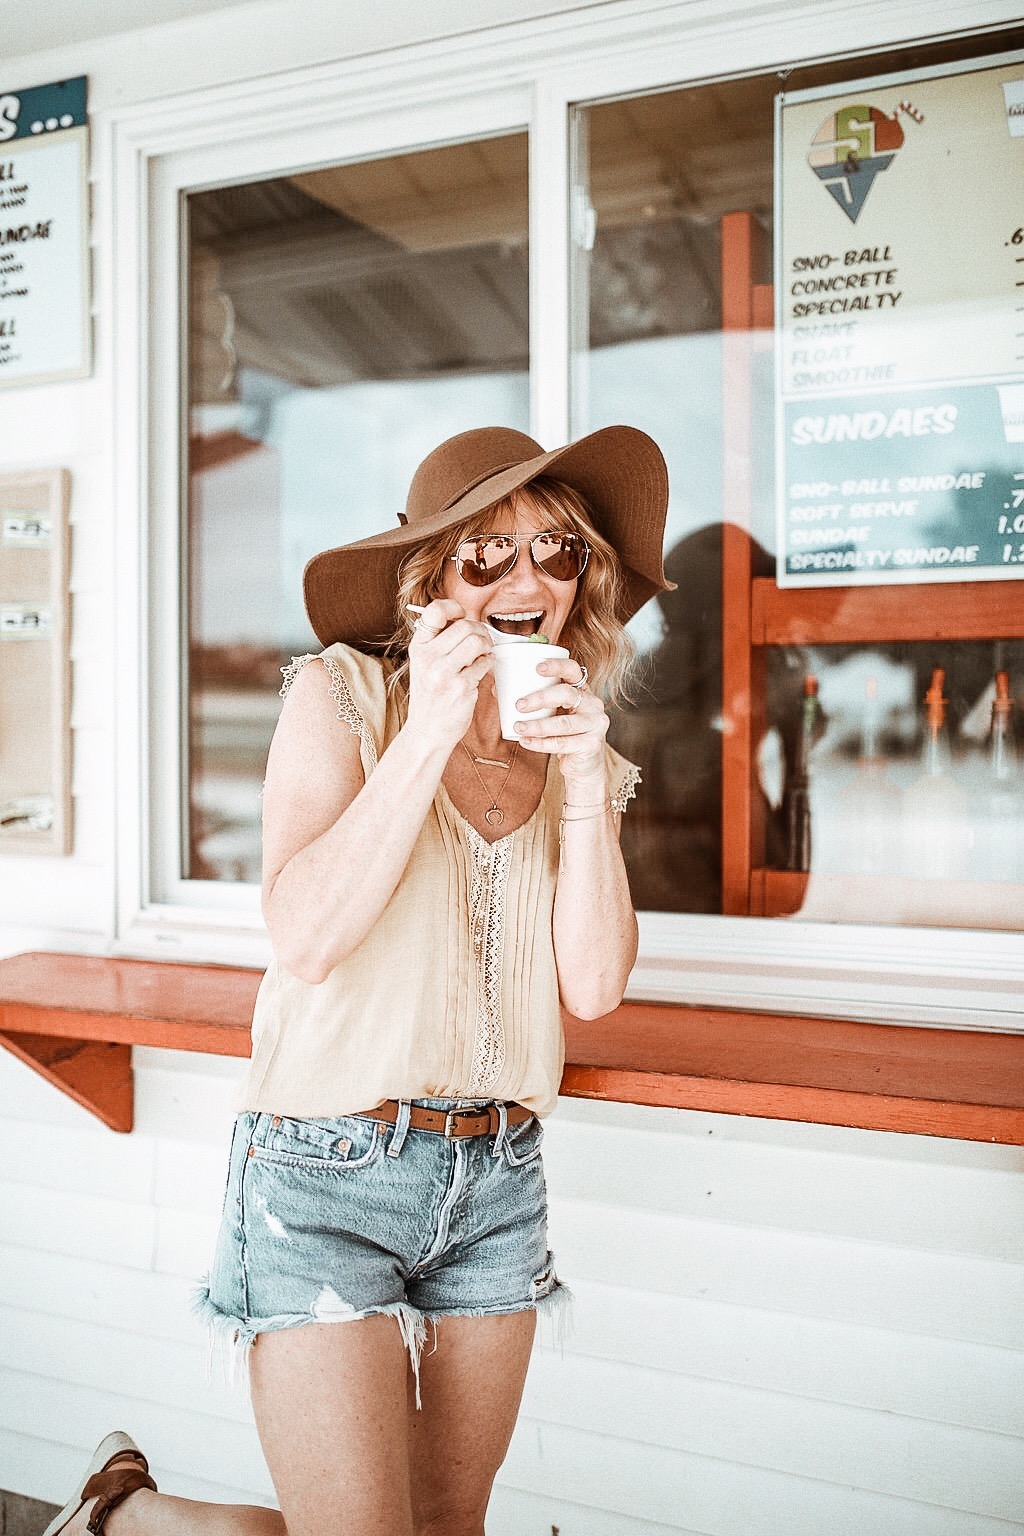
[280,653,378,772]
[611,764,641,814]
[279,653,317,697]
[463,826,512,1094]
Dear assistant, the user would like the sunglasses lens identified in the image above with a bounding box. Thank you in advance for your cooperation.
[454,531,589,585]
[455,536,519,586]
[532,532,588,581]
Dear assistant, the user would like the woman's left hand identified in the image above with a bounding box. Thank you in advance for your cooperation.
[514,657,608,790]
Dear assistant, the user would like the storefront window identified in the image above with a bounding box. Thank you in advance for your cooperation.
[577,32,1024,929]
[185,134,529,881]
[179,31,1024,937]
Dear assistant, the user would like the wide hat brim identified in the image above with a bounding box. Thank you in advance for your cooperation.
[303,424,674,650]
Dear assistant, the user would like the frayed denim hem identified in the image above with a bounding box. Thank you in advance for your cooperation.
[535,1273,574,1350]
[191,1277,429,1404]
[191,1264,572,1408]
[419,1274,575,1355]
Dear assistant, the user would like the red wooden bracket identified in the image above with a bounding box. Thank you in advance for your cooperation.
[0,1030,133,1132]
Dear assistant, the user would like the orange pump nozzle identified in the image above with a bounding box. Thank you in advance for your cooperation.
[803,674,818,697]
[994,670,1012,716]
[925,667,946,730]
[925,667,945,702]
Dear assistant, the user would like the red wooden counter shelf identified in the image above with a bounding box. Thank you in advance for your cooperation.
[0,952,1021,1143]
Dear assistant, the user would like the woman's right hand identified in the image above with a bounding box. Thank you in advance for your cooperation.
[405,599,494,751]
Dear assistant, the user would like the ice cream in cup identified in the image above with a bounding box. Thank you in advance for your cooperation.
[491,633,571,740]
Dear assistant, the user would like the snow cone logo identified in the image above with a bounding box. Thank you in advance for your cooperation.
[807,101,922,223]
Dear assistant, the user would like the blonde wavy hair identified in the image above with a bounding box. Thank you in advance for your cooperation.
[384,476,634,705]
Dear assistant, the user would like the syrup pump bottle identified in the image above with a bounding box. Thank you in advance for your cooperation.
[977,671,1020,883]
[839,676,903,876]
[904,667,970,881]
[786,674,818,872]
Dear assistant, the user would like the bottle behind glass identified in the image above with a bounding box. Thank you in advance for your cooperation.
[839,676,904,876]
[975,671,1021,883]
[786,674,818,873]
[904,666,971,881]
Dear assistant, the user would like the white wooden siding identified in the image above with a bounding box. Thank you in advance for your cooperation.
[1,1048,1021,1530]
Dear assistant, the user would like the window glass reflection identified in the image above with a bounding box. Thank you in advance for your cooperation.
[765,641,1024,928]
[186,135,530,881]
[576,32,1024,927]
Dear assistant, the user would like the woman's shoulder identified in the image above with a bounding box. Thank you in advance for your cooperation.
[321,641,389,694]
[280,644,388,773]
[281,643,385,694]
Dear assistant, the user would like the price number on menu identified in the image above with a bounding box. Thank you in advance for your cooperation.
[997,483,1024,536]
[1000,480,1024,552]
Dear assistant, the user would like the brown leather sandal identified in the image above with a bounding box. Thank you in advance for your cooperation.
[42,1432,157,1536]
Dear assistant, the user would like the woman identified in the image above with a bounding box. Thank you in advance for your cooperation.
[45,425,671,1536]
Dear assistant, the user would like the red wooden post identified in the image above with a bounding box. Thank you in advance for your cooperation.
[721,211,769,913]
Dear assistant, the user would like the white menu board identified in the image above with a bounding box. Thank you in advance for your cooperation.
[0,77,89,390]
[775,52,1024,587]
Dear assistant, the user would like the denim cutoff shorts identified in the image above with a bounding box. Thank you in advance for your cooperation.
[194,1098,568,1396]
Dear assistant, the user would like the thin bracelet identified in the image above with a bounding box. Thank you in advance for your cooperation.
[558,800,613,867]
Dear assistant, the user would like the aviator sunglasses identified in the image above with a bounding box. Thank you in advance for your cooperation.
[451,530,590,587]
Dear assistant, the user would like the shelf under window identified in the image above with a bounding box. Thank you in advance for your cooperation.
[1,953,1021,1144]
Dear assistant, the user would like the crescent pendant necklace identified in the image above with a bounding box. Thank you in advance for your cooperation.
[460,741,520,828]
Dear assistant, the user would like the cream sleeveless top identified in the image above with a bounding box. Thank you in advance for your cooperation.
[238,643,640,1119]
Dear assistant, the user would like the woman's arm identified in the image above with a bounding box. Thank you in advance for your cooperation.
[515,663,638,1019]
[262,604,493,983]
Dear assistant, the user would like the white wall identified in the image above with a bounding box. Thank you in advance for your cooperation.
[0,1,1022,1530]
[0,0,620,113]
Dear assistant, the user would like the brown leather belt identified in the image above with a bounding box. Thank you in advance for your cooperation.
[353,1099,534,1140]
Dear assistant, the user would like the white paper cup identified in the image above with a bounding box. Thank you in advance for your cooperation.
[491,638,570,740]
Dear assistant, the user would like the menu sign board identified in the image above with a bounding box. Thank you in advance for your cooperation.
[775,53,1024,587]
[0,77,89,390]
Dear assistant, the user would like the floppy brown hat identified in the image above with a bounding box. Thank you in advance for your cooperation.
[303,425,673,649]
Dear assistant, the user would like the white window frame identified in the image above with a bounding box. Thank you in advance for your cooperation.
[110,0,1024,1028]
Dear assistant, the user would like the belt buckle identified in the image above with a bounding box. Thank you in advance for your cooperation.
[443,1107,482,1138]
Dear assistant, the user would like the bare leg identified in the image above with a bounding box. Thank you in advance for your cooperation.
[60,1317,410,1536]
[105,1493,283,1535]
[408,1310,536,1536]
[250,1314,415,1536]
[60,1309,534,1536]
